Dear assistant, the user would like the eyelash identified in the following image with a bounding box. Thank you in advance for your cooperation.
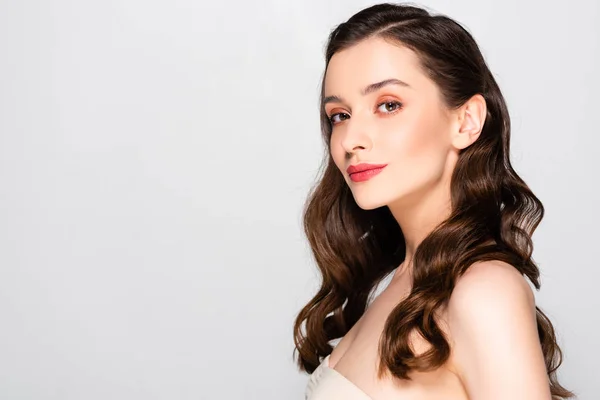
[328,100,404,126]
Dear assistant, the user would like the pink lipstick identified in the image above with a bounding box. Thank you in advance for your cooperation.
[346,163,388,182]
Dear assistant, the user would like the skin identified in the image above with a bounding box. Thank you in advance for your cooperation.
[321,36,552,400]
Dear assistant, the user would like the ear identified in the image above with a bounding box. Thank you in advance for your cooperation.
[451,94,487,150]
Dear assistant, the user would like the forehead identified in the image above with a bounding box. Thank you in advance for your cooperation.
[324,36,430,96]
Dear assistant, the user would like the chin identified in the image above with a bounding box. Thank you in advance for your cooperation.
[351,193,391,211]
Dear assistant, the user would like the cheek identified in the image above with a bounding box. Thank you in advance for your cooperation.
[329,136,346,171]
[383,113,449,177]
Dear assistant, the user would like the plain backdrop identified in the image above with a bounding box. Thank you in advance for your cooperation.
[0,0,598,399]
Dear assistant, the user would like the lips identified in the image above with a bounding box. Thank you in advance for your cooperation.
[346,163,388,182]
[346,163,388,175]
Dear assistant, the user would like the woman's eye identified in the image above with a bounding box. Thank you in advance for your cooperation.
[377,101,402,114]
[329,113,350,125]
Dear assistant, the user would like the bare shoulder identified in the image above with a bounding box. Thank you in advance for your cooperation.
[449,259,535,313]
[445,260,550,399]
[446,259,537,338]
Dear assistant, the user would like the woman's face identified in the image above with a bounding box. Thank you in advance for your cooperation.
[324,36,458,211]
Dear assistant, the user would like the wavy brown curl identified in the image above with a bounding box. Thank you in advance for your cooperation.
[292,2,573,399]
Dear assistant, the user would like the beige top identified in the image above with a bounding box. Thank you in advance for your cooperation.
[305,355,372,400]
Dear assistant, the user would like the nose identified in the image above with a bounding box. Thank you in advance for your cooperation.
[339,114,373,156]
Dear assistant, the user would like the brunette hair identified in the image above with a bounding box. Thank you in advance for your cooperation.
[292,2,573,398]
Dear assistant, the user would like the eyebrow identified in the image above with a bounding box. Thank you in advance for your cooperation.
[323,78,411,106]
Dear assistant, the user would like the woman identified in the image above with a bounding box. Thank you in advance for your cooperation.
[292,3,573,400]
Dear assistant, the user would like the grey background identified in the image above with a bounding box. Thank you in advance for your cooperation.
[0,0,598,399]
